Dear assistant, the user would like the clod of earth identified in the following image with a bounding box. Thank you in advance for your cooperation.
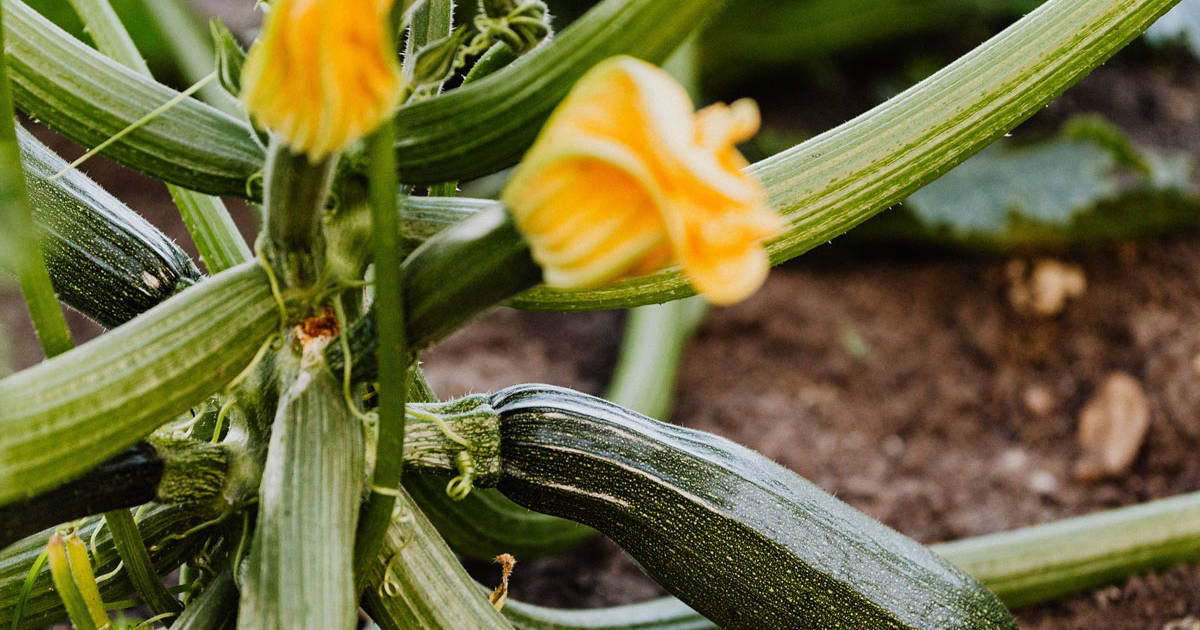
[1075,372,1151,481]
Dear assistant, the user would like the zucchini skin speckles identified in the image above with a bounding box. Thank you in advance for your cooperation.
[492,384,1016,629]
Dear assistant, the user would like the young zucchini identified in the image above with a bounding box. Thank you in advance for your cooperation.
[17,127,202,328]
[492,384,1016,629]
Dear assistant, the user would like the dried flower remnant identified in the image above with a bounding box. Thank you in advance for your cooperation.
[502,56,784,305]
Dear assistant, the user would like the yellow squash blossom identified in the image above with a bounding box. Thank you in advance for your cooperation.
[240,0,403,160]
[502,56,784,305]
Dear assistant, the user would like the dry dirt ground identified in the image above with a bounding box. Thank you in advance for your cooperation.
[3,9,1200,630]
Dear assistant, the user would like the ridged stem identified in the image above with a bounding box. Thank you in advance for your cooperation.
[353,124,411,592]
[0,261,279,505]
[259,141,335,291]
[239,341,364,630]
[361,487,512,630]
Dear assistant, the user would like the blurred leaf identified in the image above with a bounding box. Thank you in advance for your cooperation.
[905,127,1194,237]
[908,139,1119,234]
[1146,0,1200,56]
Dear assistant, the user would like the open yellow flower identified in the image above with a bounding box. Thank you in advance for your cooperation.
[501,56,783,305]
[240,0,403,160]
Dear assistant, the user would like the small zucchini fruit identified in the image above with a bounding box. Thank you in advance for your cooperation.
[17,126,202,328]
[492,384,1016,629]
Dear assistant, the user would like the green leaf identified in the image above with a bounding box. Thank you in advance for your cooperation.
[881,117,1199,245]
[907,139,1120,235]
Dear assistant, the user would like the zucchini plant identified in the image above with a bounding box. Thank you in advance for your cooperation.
[0,0,1197,628]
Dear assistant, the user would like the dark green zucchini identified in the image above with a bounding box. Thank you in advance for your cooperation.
[16,126,202,328]
[491,384,1016,629]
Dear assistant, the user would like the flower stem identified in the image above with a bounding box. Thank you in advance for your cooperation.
[259,140,336,291]
[353,123,411,593]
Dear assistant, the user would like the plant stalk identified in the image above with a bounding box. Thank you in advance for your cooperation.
[353,123,411,592]
[259,140,336,290]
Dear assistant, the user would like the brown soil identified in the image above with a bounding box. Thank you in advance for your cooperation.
[3,8,1200,629]
[437,232,1200,629]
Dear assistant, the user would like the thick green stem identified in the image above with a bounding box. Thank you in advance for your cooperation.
[362,488,512,630]
[259,141,335,291]
[0,262,279,505]
[239,341,364,630]
[354,124,410,592]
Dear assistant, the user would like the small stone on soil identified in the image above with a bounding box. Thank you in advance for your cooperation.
[1005,258,1088,317]
[1074,372,1151,481]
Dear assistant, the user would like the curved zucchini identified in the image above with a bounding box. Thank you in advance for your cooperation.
[16,127,202,328]
[492,385,1015,629]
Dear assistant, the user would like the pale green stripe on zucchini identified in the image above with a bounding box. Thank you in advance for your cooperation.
[0,261,277,505]
[509,0,1184,311]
